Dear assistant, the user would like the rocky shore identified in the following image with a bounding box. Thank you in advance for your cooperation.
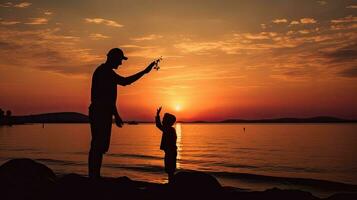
[0,158,356,200]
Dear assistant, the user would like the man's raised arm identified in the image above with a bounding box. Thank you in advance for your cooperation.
[115,61,155,86]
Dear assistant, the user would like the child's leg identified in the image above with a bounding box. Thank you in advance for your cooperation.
[168,172,174,183]
[165,150,177,183]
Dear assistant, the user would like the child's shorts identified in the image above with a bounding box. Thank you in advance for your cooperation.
[164,150,177,173]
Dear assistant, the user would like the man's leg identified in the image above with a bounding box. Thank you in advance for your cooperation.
[88,122,111,179]
[88,147,103,179]
[88,119,104,180]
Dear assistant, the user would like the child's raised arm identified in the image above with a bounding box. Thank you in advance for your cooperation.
[155,106,163,131]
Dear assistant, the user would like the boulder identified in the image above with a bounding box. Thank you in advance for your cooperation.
[0,158,57,199]
[171,171,222,197]
[0,158,57,186]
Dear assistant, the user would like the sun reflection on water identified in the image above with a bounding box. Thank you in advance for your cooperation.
[175,123,182,169]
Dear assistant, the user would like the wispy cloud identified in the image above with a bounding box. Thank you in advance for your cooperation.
[14,2,31,8]
[84,18,123,27]
[324,43,357,63]
[298,30,310,34]
[346,5,357,9]
[338,66,357,77]
[243,32,270,40]
[300,18,317,24]
[0,2,31,8]
[89,33,110,40]
[121,44,156,49]
[317,1,327,6]
[0,2,12,7]
[155,71,243,81]
[271,64,317,80]
[0,27,100,75]
[272,18,288,24]
[25,18,48,25]
[131,34,163,41]
[123,45,165,58]
[290,21,300,25]
[0,21,20,25]
[330,23,357,31]
[331,15,357,23]
[44,11,53,15]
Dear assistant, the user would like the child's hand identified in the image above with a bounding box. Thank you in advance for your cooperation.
[157,106,162,115]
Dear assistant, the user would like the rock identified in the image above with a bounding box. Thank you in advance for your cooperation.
[0,158,57,186]
[56,174,144,200]
[223,188,319,200]
[324,192,357,200]
[262,188,318,200]
[0,158,57,199]
[171,171,222,197]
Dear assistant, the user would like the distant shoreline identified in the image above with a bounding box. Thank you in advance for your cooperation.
[3,112,356,125]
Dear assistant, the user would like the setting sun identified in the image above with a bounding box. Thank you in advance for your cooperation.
[174,104,182,112]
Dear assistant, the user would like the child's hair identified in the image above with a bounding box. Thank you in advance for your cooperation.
[163,113,176,127]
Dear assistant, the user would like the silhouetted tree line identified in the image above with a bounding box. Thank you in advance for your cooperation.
[0,108,12,126]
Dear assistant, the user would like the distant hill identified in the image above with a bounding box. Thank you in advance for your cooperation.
[12,112,89,124]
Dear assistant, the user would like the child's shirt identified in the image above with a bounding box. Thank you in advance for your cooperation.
[156,116,177,152]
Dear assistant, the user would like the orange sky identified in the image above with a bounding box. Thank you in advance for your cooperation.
[0,0,357,121]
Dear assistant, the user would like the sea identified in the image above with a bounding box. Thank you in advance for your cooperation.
[0,123,356,197]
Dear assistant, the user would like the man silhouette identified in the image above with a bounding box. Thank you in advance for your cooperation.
[88,48,155,179]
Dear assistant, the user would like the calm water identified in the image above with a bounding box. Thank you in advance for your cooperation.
[0,123,356,196]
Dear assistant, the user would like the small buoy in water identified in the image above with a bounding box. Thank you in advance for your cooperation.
[243,127,245,132]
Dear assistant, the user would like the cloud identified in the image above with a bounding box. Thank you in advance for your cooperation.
[300,18,317,24]
[338,66,357,77]
[290,21,300,25]
[317,1,327,6]
[0,2,12,7]
[260,24,267,29]
[272,18,288,24]
[0,41,19,49]
[122,44,165,58]
[84,18,123,27]
[174,41,224,54]
[131,34,163,41]
[324,43,357,63]
[121,44,156,49]
[330,23,357,31]
[243,33,269,40]
[346,5,357,9]
[25,18,48,25]
[0,27,101,75]
[44,11,53,15]
[14,2,31,8]
[331,15,357,23]
[155,70,243,81]
[299,30,310,34]
[0,21,20,25]
[272,65,316,79]
[0,2,31,8]
[89,33,110,40]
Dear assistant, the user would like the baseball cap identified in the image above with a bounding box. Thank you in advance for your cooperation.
[107,48,128,60]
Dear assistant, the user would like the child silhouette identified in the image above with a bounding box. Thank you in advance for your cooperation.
[155,106,177,183]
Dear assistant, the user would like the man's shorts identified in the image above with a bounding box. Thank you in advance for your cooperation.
[89,105,113,154]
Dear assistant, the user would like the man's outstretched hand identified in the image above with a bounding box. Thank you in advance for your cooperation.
[115,115,124,128]
[144,61,156,74]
